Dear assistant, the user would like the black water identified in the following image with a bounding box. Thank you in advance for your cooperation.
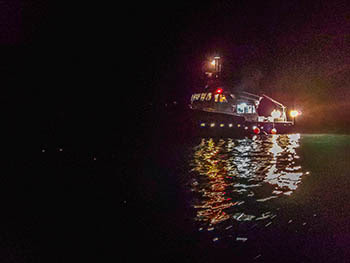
[126,110,350,262]
[6,105,350,262]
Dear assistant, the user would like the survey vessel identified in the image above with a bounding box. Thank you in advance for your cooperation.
[189,56,300,135]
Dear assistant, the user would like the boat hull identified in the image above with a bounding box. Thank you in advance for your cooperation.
[189,110,295,137]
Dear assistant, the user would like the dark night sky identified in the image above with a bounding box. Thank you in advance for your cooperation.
[128,0,350,130]
[132,1,350,98]
[2,1,350,131]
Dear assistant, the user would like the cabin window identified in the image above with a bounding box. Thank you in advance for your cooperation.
[237,102,255,114]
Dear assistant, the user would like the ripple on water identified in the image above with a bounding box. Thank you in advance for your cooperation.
[189,134,308,240]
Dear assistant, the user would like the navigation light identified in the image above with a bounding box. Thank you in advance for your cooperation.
[216,88,223,94]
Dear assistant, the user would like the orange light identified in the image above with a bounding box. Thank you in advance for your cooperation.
[271,128,277,134]
[211,60,216,66]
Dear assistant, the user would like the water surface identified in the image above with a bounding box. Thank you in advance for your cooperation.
[190,134,305,232]
[135,133,350,262]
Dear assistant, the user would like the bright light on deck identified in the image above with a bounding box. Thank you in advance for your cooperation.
[290,110,300,118]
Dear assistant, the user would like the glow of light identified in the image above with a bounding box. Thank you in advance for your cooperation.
[290,110,300,118]
[271,128,277,134]
[220,124,225,127]
[200,123,206,127]
[211,60,216,66]
[210,123,215,127]
[271,109,281,119]
[237,124,241,128]
[229,123,233,127]
[216,88,223,94]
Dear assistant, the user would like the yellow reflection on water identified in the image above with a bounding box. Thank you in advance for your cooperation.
[191,139,233,225]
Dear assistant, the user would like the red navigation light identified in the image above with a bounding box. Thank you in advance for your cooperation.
[253,127,260,134]
[216,88,223,94]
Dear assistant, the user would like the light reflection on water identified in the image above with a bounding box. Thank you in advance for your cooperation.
[189,134,306,239]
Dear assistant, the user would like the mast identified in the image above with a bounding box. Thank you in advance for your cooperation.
[205,56,222,89]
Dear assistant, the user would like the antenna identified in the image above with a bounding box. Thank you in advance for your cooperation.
[213,56,221,73]
[207,56,221,79]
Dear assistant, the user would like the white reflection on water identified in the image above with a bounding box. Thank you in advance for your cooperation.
[190,134,306,233]
[264,134,302,192]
